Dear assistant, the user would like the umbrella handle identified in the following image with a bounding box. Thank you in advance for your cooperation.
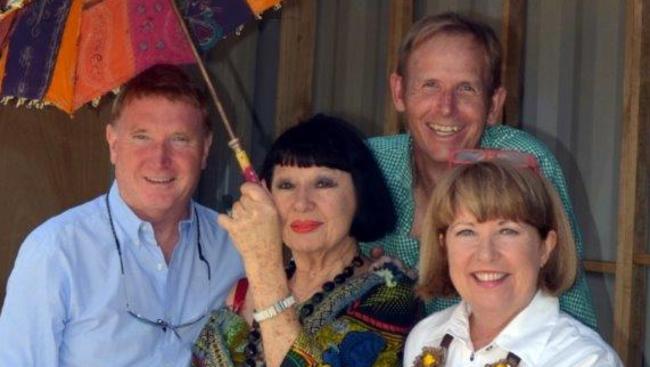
[228,138,260,183]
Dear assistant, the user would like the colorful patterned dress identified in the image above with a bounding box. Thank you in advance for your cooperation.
[192,262,423,367]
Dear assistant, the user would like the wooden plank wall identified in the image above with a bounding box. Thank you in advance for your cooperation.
[500,0,526,126]
[0,103,112,305]
[274,0,316,135]
[612,0,649,365]
[383,0,413,135]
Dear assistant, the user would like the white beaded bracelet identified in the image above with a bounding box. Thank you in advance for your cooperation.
[252,295,296,322]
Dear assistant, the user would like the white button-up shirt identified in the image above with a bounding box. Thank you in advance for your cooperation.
[404,291,622,366]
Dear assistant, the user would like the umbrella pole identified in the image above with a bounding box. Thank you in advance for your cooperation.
[170,0,259,183]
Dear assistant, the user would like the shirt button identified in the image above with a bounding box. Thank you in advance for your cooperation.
[157,263,164,271]
[486,345,493,351]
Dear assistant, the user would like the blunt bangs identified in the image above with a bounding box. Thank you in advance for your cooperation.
[437,160,553,239]
[262,134,352,176]
[261,114,366,184]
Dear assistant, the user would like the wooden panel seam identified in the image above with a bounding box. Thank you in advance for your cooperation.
[500,0,527,127]
[382,0,413,136]
[612,0,648,365]
[274,0,316,135]
[584,256,650,274]
[584,260,617,274]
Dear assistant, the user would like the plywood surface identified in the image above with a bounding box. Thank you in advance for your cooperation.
[274,0,316,134]
[0,103,112,305]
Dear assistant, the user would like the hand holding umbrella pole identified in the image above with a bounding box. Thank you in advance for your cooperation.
[170,0,260,183]
[0,1,25,20]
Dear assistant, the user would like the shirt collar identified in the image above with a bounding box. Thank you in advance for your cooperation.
[492,290,558,364]
[395,134,416,241]
[446,298,473,349]
[401,134,415,189]
[446,290,557,364]
[107,181,196,247]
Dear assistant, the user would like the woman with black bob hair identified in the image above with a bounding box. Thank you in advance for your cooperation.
[260,113,396,242]
[193,114,422,367]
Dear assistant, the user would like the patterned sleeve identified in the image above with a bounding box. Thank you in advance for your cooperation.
[480,125,598,330]
[192,308,250,367]
[282,268,423,367]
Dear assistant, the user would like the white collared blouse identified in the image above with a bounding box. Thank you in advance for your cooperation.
[404,291,622,367]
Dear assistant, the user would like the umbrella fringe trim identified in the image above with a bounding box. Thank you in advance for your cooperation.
[1,95,50,109]
[0,88,120,112]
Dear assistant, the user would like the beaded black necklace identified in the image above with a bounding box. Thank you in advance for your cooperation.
[244,255,365,367]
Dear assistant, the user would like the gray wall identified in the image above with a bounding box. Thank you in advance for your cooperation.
[312,0,390,136]
[522,0,625,346]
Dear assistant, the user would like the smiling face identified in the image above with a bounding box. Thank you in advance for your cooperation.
[444,208,556,320]
[270,165,357,256]
[106,96,212,223]
[391,33,505,165]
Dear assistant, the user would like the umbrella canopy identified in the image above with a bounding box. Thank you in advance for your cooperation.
[0,0,280,114]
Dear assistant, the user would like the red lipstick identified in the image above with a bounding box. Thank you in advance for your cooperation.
[290,220,322,233]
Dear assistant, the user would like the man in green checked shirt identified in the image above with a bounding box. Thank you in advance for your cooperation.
[361,12,598,329]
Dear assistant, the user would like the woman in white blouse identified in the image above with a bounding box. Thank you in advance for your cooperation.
[404,158,622,367]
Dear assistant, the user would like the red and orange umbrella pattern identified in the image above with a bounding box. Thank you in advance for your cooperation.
[0,0,280,114]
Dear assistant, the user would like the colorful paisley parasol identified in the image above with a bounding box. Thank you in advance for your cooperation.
[0,0,279,182]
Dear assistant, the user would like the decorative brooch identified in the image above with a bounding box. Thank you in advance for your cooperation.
[485,357,519,367]
[374,268,397,287]
[412,346,446,367]
[412,334,520,367]
[412,346,520,367]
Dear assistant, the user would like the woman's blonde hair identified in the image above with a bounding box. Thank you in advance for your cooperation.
[416,160,577,299]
